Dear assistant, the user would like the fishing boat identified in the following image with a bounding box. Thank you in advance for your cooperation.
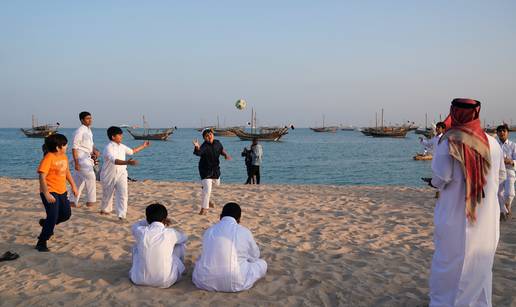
[211,116,237,137]
[20,115,59,138]
[310,115,338,133]
[232,127,289,141]
[232,108,289,141]
[413,153,433,161]
[362,109,408,138]
[126,116,175,141]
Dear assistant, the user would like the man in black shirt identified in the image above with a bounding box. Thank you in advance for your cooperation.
[193,129,232,215]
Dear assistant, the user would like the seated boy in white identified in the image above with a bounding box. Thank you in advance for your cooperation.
[192,202,267,292]
[130,203,187,288]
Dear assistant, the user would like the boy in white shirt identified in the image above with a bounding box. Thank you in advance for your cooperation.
[130,203,188,288]
[99,126,150,220]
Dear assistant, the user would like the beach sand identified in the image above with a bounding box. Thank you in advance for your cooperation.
[0,177,514,306]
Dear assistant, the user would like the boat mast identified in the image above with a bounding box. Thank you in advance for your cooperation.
[425,113,428,129]
[32,115,36,128]
[381,108,384,131]
[375,112,378,130]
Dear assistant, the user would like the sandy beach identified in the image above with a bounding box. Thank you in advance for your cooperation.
[0,177,514,306]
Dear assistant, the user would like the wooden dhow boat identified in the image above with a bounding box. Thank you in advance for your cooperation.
[310,115,338,133]
[413,153,433,161]
[20,115,59,138]
[232,127,289,141]
[126,116,175,141]
[362,109,409,138]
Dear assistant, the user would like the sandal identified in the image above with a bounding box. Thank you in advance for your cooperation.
[0,251,19,262]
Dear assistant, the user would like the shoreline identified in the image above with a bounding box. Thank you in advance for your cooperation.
[0,178,514,306]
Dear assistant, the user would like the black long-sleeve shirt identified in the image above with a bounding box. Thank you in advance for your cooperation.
[193,140,224,179]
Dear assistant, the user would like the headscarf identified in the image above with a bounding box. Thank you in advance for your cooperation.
[439,98,490,222]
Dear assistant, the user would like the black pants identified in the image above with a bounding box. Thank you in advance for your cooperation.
[245,164,253,184]
[251,165,260,184]
[38,192,71,241]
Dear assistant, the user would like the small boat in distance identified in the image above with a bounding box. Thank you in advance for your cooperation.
[126,116,175,141]
[20,115,59,138]
[362,109,408,138]
[310,115,338,133]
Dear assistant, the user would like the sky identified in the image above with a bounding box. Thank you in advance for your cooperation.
[1,1,515,128]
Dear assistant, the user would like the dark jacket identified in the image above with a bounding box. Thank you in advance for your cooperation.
[194,140,224,179]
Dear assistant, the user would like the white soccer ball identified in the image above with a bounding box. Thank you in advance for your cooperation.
[235,99,247,110]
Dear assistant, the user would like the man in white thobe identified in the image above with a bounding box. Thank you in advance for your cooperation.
[496,124,516,219]
[419,122,446,155]
[429,98,506,307]
[69,111,100,207]
[193,203,267,292]
[130,203,187,288]
[100,126,149,219]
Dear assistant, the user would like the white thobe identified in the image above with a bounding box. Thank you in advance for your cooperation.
[192,216,267,292]
[497,138,516,213]
[429,134,506,307]
[129,220,187,288]
[100,141,133,218]
[420,133,443,155]
[69,125,97,203]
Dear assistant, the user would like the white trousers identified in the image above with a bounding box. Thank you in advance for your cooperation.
[101,172,128,218]
[201,178,220,209]
[499,170,515,213]
[69,161,97,203]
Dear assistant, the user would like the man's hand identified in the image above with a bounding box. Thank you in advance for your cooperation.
[504,158,513,166]
[143,140,150,148]
[45,192,56,204]
[225,154,232,161]
[74,161,81,171]
[127,158,138,166]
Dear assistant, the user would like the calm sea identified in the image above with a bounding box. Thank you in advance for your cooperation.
[1,128,512,186]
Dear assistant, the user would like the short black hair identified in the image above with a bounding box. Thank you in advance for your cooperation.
[202,128,213,137]
[436,122,446,130]
[107,126,123,140]
[497,124,509,132]
[220,202,241,221]
[146,203,168,224]
[79,111,91,121]
[44,133,68,153]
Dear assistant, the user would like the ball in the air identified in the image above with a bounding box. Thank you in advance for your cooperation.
[235,99,247,110]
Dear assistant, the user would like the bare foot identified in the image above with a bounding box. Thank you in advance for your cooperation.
[86,202,96,208]
[209,201,215,208]
[199,208,208,215]
[99,210,111,215]
[71,202,80,208]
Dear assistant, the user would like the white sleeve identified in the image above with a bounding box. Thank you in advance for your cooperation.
[103,145,117,163]
[72,128,82,150]
[124,144,134,156]
[246,229,261,261]
[131,220,148,238]
[431,139,454,189]
[499,145,507,184]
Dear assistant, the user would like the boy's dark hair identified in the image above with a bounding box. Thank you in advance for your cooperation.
[79,111,91,121]
[44,134,68,153]
[146,203,168,224]
[496,124,509,132]
[202,128,213,137]
[436,122,446,130]
[107,126,123,140]
[220,202,241,221]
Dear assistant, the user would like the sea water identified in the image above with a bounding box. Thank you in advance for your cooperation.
[1,128,512,186]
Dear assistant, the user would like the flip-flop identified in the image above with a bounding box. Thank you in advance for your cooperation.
[0,251,19,262]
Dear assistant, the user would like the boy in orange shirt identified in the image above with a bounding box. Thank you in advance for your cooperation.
[36,134,78,252]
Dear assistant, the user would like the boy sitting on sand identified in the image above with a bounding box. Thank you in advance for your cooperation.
[99,126,150,220]
[192,203,267,292]
[129,203,188,288]
[36,134,78,252]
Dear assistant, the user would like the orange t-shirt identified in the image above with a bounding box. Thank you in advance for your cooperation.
[37,152,69,194]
